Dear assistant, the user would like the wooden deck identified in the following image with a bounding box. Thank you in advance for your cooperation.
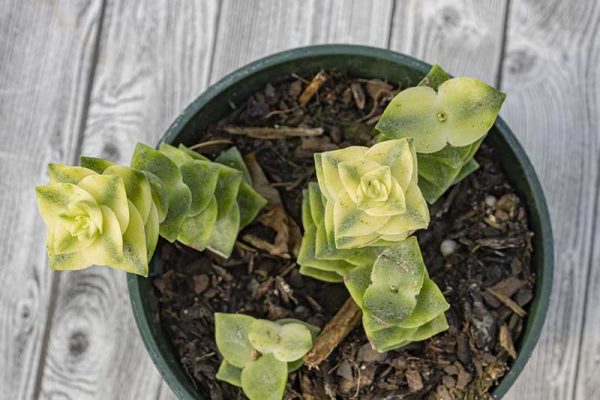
[1,0,598,398]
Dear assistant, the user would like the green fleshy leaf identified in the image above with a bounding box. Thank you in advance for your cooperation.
[215,313,255,368]
[241,354,288,400]
[77,174,130,233]
[237,181,267,229]
[145,202,159,259]
[207,204,240,258]
[362,237,425,325]
[143,171,169,223]
[112,200,148,276]
[177,196,218,251]
[216,147,252,184]
[158,142,194,166]
[178,143,209,161]
[376,77,505,153]
[80,156,115,173]
[214,164,243,217]
[397,278,449,329]
[179,160,220,216]
[216,360,242,387]
[131,143,191,241]
[298,265,343,283]
[452,158,479,185]
[48,164,96,184]
[344,265,372,308]
[103,165,153,224]
[247,320,313,362]
[418,64,450,91]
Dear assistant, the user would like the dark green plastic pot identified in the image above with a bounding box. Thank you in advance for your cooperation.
[127,45,553,399]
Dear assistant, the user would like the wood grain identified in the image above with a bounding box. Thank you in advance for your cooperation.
[35,1,219,399]
[498,1,600,399]
[389,0,508,82]
[209,0,394,81]
[0,0,104,398]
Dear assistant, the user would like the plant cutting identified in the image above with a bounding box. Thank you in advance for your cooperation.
[36,46,553,399]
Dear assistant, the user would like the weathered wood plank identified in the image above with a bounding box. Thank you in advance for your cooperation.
[499,1,600,399]
[389,0,507,82]
[210,0,394,81]
[482,1,600,399]
[0,0,104,398]
[35,1,219,399]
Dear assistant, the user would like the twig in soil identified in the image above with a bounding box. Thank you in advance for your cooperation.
[224,125,323,139]
[242,233,291,259]
[304,297,362,369]
[298,71,328,106]
[188,139,233,152]
[485,288,527,317]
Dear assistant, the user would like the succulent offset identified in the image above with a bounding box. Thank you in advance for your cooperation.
[313,138,430,250]
[36,143,266,276]
[376,65,506,203]
[35,164,155,276]
[130,143,267,257]
[214,313,319,400]
[344,237,449,352]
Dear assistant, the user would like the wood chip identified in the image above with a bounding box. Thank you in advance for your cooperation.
[499,324,517,359]
[350,82,366,109]
[188,139,233,153]
[405,369,424,392]
[223,125,323,139]
[304,297,362,369]
[486,288,527,317]
[298,71,328,106]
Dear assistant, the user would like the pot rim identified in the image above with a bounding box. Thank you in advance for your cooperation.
[127,44,554,400]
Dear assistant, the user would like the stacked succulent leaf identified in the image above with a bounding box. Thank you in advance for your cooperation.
[376,65,506,203]
[35,143,266,276]
[345,237,449,351]
[298,138,430,282]
[214,313,319,400]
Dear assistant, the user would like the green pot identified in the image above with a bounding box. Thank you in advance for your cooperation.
[127,45,553,399]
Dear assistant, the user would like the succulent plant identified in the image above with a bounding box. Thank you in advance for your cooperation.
[312,138,430,250]
[297,182,381,282]
[214,313,319,400]
[344,237,449,352]
[376,65,506,203]
[36,142,266,276]
[130,143,266,257]
[35,163,156,275]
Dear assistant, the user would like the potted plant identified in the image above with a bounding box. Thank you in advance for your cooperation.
[35,45,552,399]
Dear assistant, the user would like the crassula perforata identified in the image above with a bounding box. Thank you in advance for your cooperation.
[130,143,266,257]
[214,313,319,400]
[313,138,430,249]
[344,237,449,352]
[376,65,506,203]
[35,143,266,275]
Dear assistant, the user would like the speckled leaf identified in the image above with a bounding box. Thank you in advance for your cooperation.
[48,164,96,184]
[241,354,288,400]
[247,320,313,362]
[216,360,242,387]
[177,197,217,251]
[207,204,240,258]
[214,313,255,368]
[80,156,114,173]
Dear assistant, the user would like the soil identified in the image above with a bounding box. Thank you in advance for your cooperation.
[150,72,535,399]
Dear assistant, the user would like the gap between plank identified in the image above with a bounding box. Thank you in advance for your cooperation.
[31,0,108,397]
[206,0,224,84]
[496,0,511,88]
[385,0,397,50]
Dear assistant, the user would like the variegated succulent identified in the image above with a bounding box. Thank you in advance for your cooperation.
[312,138,430,250]
[214,313,319,400]
[35,163,156,276]
[130,143,266,258]
[36,143,266,276]
[376,65,506,203]
[344,237,449,352]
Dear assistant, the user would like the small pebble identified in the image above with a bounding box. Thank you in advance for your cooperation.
[440,239,459,257]
[485,195,497,207]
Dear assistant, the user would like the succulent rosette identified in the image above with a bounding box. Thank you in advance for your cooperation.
[344,237,449,352]
[214,313,319,400]
[35,163,156,275]
[376,65,506,203]
[314,138,430,249]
